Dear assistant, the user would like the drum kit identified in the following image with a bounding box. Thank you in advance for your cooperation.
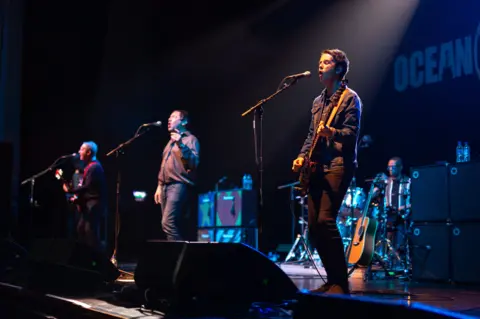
[283,177,412,280]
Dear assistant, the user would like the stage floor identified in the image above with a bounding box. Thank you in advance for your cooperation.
[27,262,480,319]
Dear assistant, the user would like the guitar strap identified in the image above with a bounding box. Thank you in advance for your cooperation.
[307,87,350,158]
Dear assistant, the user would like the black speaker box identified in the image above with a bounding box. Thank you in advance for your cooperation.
[449,162,480,222]
[25,239,120,293]
[410,164,449,222]
[450,222,480,284]
[134,240,298,316]
[410,223,450,282]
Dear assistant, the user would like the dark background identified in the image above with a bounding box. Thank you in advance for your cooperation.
[17,0,480,256]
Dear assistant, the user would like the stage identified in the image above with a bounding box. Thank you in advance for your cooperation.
[2,262,480,319]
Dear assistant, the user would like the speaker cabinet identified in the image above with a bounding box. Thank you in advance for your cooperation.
[449,162,480,222]
[134,240,298,316]
[410,223,450,282]
[197,228,214,242]
[216,189,257,227]
[410,165,449,222]
[215,227,258,249]
[451,222,480,284]
[198,192,215,227]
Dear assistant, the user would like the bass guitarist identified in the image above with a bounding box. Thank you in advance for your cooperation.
[292,49,362,295]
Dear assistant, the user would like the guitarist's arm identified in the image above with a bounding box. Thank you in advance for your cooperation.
[331,95,361,144]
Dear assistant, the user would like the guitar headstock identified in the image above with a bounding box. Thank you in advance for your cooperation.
[55,169,63,180]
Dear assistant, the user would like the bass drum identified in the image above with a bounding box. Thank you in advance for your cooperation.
[339,187,366,218]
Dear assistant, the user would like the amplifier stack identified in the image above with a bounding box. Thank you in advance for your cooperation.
[410,161,480,284]
[197,189,258,249]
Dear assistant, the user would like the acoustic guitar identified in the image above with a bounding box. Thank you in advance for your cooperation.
[55,169,79,204]
[346,178,379,266]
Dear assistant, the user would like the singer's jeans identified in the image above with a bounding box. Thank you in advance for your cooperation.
[308,165,353,291]
[160,183,190,241]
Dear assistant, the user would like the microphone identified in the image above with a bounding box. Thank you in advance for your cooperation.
[142,121,162,127]
[286,71,311,79]
[61,153,77,158]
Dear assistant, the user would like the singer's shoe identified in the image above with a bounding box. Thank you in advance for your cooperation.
[310,283,332,293]
[310,283,350,295]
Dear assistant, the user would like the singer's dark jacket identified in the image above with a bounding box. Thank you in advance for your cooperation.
[158,131,200,186]
[70,160,107,210]
[298,87,362,169]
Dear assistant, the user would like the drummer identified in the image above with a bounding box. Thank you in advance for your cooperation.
[371,157,411,250]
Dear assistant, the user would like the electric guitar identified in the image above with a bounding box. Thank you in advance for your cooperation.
[296,86,350,196]
[346,178,379,266]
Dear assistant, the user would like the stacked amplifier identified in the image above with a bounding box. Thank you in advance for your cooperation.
[410,161,480,284]
[197,189,258,249]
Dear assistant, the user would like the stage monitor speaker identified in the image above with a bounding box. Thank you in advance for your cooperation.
[134,240,298,317]
[410,164,449,222]
[410,223,450,282]
[26,239,120,293]
[0,142,13,238]
[449,162,480,222]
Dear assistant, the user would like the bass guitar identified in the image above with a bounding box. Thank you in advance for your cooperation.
[346,178,379,266]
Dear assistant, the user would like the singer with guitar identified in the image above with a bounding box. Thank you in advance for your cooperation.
[62,141,108,253]
[154,110,200,241]
[292,49,362,295]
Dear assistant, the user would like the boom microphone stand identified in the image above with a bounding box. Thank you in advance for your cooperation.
[21,153,77,242]
[241,72,310,250]
[106,122,160,267]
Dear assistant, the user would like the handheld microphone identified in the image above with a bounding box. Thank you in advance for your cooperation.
[142,121,162,127]
[286,71,311,79]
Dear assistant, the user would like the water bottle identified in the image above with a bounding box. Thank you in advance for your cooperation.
[456,141,464,163]
[463,142,470,162]
[242,174,248,189]
[247,174,253,190]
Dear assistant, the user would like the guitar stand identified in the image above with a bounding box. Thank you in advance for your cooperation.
[348,251,392,282]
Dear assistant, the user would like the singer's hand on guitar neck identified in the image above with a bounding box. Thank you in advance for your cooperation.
[292,157,304,172]
[170,132,182,143]
[317,121,336,138]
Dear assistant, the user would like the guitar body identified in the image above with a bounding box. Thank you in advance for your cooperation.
[347,216,378,266]
[297,156,315,196]
[55,169,80,209]
[346,178,380,266]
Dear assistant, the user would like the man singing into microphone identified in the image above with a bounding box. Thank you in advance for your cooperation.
[292,49,362,294]
[154,110,200,240]
[63,141,107,253]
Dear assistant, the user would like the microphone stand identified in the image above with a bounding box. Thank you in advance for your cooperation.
[106,126,150,267]
[241,77,302,251]
[20,154,75,242]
